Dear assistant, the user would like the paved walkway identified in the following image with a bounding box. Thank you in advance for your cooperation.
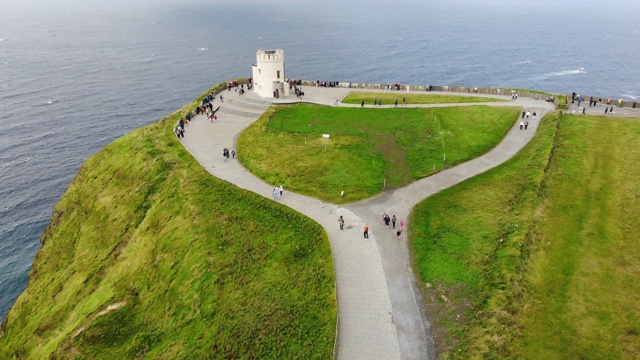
[180,86,555,359]
[565,101,640,118]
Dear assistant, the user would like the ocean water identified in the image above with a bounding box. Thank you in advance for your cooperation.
[1,0,639,320]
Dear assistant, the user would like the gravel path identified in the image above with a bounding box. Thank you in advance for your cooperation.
[180,86,555,359]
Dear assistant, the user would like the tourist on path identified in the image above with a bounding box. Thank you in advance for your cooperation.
[364,225,369,238]
[392,215,396,229]
[396,229,402,240]
[279,185,284,198]
[384,214,391,229]
[524,121,529,130]
[339,216,345,230]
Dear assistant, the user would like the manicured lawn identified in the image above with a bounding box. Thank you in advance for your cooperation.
[341,92,507,105]
[410,112,640,358]
[237,104,519,203]
[0,83,336,359]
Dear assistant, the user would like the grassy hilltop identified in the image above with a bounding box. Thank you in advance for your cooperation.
[3,78,637,360]
[238,104,519,203]
[411,112,640,358]
[0,83,336,359]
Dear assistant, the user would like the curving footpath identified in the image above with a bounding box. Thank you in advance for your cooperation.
[180,86,555,360]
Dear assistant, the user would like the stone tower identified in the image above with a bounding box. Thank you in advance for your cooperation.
[252,49,289,98]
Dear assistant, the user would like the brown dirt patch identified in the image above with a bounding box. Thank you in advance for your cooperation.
[372,134,412,189]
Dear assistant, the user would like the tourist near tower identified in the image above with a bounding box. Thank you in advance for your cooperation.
[252,48,289,98]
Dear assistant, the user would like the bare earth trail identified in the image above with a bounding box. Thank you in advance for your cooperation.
[180,86,555,360]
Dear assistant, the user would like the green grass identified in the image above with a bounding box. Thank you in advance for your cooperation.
[516,114,640,359]
[410,112,640,358]
[0,83,336,360]
[238,104,519,203]
[341,92,506,105]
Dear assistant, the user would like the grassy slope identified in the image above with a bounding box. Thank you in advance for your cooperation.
[518,114,640,359]
[238,104,519,203]
[410,112,640,358]
[0,84,336,360]
[341,93,506,105]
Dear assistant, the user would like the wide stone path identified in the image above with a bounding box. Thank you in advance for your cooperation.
[180,86,555,359]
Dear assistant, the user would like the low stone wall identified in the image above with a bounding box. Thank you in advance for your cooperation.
[290,79,564,105]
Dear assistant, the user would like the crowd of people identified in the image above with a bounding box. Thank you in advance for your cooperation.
[272,185,284,200]
[222,147,235,161]
[519,110,536,130]
[355,212,405,240]
[315,80,340,87]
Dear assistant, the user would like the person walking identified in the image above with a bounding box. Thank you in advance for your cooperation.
[279,185,284,198]
[392,215,397,229]
[524,121,529,130]
[339,216,345,230]
[231,150,236,159]
[400,220,405,230]
[384,214,391,229]
[396,228,402,240]
[364,225,369,238]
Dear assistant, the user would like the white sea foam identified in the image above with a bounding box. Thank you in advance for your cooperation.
[537,68,586,79]
[198,47,207,51]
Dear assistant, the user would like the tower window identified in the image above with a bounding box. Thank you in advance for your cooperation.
[277,71,281,79]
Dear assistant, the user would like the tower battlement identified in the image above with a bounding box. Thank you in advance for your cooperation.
[256,49,284,62]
